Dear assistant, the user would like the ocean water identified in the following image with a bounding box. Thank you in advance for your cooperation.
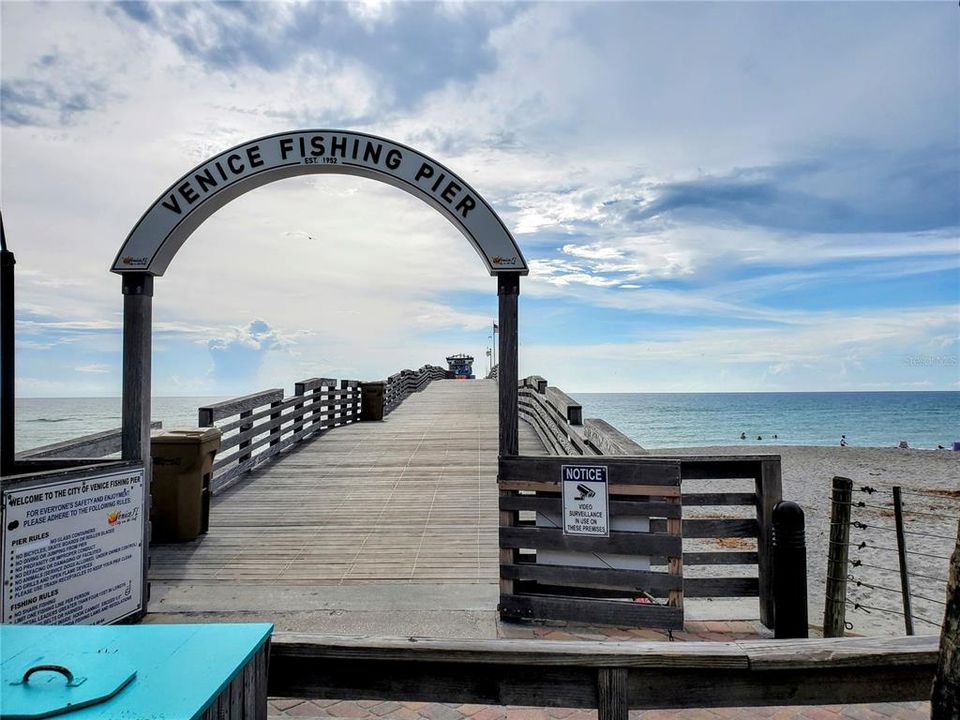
[14,397,225,454]
[572,391,960,450]
[12,391,960,454]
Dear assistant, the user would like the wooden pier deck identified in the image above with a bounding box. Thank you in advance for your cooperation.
[146,379,544,634]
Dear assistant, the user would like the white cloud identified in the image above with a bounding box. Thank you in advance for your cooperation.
[75,363,110,374]
[3,1,957,395]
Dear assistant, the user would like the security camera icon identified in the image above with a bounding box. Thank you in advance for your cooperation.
[574,484,596,501]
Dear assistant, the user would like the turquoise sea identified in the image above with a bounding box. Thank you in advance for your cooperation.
[13,390,959,453]
[572,391,959,449]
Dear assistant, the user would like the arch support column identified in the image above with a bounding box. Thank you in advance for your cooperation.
[122,273,153,463]
[122,272,152,617]
[498,273,519,457]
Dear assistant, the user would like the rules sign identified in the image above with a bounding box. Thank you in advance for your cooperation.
[1,466,145,625]
[561,465,609,537]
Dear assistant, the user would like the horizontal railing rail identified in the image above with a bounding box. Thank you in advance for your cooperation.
[518,375,645,456]
[16,421,162,460]
[268,633,938,718]
[199,378,361,493]
[384,364,449,415]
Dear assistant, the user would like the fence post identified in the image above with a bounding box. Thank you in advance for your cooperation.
[268,400,282,448]
[931,519,960,719]
[597,668,628,720]
[237,409,253,464]
[824,476,853,637]
[756,458,783,629]
[773,500,808,638]
[892,486,915,636]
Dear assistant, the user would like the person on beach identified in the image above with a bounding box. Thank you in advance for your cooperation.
[840,434,847,447]
[740,432,746,440]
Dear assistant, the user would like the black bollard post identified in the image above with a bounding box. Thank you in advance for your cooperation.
[772,500,809,638]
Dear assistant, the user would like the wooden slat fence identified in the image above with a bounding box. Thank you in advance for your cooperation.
[199,378,361,494]
[499,455,684,630]
[384,364,449,414]
[514,374,783,629]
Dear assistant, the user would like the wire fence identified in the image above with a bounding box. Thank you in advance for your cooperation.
[821,478,957,637]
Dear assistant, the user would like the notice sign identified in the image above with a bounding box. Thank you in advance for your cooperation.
[2,466,145,625]
[561,465,609,537]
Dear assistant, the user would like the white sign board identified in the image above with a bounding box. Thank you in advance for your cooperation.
[561,464,609,537]
[2,466,145,625]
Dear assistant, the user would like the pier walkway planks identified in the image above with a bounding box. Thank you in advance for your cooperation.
[146,379,545,634]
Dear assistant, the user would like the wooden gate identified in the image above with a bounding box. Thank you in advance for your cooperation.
[498,456,684,629]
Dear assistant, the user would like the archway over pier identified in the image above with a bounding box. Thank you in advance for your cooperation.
[113,129,525,475]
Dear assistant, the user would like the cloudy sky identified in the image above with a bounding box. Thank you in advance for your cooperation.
[2,1,957,396]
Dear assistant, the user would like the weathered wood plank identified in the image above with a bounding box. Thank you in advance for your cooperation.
[684,577,759,597]
[500,456,680,486]
[598,667,628,720]
[499,495,682,519]
[500,595,683,629]
[646,518,758,537]
[500,526,682,556]
[199,389,284,425]
[500,563,682,594]
[499,480,680,498]
[683,551,759,565]
[267,633,937,709]
[684,492,757,506]
[583,419,646,456]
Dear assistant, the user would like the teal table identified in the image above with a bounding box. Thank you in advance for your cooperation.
[1,623,272,719]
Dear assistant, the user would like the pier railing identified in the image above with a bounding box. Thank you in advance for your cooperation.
[518,376,645,455]
[384,364,449,414]
[511,374,785,630]
[16,421,162,461]
[199,378,361,493]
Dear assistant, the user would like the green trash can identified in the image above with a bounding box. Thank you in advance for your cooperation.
[150,428,222,542]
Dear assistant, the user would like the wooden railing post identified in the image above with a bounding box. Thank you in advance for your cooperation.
[823,476,852,637]
[756,458,782,629]
[597,668,628,720]
[932,519,960,719]
[237,409,253,464]
[293,384,306,439]
[772,500,808,638]
[268,400,282,448]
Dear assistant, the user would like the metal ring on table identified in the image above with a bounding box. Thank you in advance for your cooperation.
[21,664,75,685]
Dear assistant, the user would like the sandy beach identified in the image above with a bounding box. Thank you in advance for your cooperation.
[650,445,959,636]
